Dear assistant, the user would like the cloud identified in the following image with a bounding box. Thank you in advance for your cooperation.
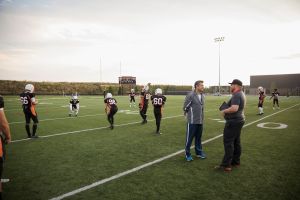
[274,53,300,60]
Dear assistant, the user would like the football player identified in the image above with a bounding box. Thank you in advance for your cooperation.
[0,95,11,200]
[20,84,39,138]
[151,88,167,134]
[270,89,280,110]
[257,86,266,115]
[129,88,136,107]
[139,83,151,124]
[69,95,80,117]
[104,93,118,129]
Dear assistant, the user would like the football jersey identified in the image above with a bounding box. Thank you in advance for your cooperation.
[20,92,36,112]
[129,92,135,97]
[0,95,4,110]
[140,91,151,105]
[271,91,280,99]
[104,98,117,108]
[151,95,167,108]
[70,99,79,106]
[259,92,265,101]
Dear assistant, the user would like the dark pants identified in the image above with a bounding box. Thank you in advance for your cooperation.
[107,107,118,125]
[140,104,148,120]
[154,108,162,132]
[24,110,38,137]
[221,121,245,167]
[185,124,203,157]
[273,99,279,107]
[130,96,135,103]
[24,110,39,124]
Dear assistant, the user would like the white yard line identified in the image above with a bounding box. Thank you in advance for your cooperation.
[49,103,300,200]
[11,115,184,143]
[9,113,106,125]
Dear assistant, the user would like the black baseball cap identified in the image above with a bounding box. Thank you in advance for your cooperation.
[228,79,243,86]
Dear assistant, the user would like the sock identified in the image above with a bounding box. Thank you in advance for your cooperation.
[25,124,31,137]
[32,124,38,136]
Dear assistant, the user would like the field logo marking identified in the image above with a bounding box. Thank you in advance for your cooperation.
[49,103,300,200]
[257,122,288,129]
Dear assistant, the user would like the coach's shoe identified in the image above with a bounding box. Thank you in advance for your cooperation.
[231,163,240,168]
[214,165,232,172]
[196,152,207,159]
[1,178,10,183]
[185,155,193,162]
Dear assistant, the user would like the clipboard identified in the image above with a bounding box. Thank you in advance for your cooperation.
[219,101,229,111]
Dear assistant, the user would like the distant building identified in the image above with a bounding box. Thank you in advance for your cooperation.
[250,74,300,96]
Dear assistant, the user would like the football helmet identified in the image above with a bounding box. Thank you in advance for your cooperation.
[25,84,34,93]
[258,86,264,92]
[144,85,149,92]
[106,93,113,99]
[155,88,162,95]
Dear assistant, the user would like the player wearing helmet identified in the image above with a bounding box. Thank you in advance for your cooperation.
[151,88,167,134]
[270,89,280,110]
[20,84,39,138]
[139,83,151,124]
[69,95,80,117]
[104,93,118,129]
[129,88,136,107]
[257,86,265,115]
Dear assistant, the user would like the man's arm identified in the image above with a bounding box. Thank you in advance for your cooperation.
[183,94,192,116]
[0,110,11,144]
[221,105,239,115]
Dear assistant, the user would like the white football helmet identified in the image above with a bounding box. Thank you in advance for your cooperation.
[72,95,78,100]
[25,84,34,93]
[106,93,112,99]
[155,88,162,95]
[144,85,149,92]
[131,88,135,93]
[258,86,264,92]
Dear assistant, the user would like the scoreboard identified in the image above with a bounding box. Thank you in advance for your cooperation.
[119,76,136,85]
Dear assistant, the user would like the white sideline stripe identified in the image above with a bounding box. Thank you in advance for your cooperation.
[11,115,184,143]
[49,103,300,200]
[9,113,106,125]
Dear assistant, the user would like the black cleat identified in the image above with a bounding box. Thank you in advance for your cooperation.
[31,135,39,139]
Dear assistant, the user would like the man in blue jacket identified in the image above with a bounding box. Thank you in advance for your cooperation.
[183,80,206,161]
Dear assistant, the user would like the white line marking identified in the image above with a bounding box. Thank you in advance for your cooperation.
[11,115,184,143]
[49,103,300,200]
[9,113,106,125]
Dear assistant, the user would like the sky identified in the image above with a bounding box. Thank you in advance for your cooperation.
[0,0,299,86]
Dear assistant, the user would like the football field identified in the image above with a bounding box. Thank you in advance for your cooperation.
[3,95,300,200]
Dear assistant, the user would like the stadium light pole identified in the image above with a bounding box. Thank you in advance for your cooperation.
[214,36,225,95]
[100,56,102,82]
